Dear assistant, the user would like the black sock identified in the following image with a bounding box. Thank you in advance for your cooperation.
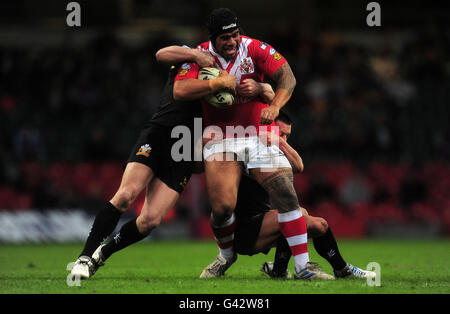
[272,237,292,275]
[79,202,122,257]
[312,227,347,271]
[101,218,149,260]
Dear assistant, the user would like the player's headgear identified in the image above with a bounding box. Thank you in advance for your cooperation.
[206,8,240,44]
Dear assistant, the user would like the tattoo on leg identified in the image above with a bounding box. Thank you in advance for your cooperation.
[260,169,299,213]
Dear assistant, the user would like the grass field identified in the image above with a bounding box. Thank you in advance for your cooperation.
[0,239,449,294]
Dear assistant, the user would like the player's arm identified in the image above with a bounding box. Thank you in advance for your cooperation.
[278,136,304,173]
[155,46,215,68]
[238,79,275,104]
[261,62,296,124]
[260,82,275,104]
[259,131,303,173]
[173,70,236,100]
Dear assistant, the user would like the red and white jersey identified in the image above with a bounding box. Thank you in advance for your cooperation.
[174,35,287,136]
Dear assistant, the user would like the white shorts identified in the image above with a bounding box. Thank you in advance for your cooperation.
[203,136,291,170]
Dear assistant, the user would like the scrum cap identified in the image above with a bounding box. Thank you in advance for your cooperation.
[206,8,240,43]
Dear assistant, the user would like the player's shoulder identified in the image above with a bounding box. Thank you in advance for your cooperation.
[241,35,257,46]
[196,41,210,50]
[243,36,271,52]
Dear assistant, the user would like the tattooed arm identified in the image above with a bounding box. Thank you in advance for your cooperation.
[260,62,296,125]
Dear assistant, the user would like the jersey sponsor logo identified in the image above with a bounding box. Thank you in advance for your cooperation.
[178,63,191,76]
[240,57,254,74]
[259,42,268,50]
[178,69,189,76]
[136,144,152,157]
[273,52,282,61]
[269,48,282,61]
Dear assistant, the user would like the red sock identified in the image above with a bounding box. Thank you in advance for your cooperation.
[211,213,236,260]
[278,209,309,272]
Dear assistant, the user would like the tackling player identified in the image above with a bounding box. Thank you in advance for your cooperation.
[69,47,223,279]
[232,112,376,280]
[173,8,330,280]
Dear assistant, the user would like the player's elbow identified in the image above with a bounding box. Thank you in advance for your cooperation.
[297,158,304,173]
[289,75,297,93]
[155,47,173,64]
[291,158,303,173]
[155,48,165,63]
[173,81,189,100]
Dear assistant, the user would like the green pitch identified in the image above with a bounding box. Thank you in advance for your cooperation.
[0,239,449,294]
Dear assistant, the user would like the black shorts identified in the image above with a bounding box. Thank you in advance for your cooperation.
[127,123,194,193]
[233,212,268,256]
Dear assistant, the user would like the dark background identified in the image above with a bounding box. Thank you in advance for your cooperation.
[0,0,449,239]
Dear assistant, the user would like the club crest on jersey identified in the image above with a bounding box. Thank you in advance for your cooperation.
[240,57,254,74]
[179,176,188,188]
[136,144,152,157]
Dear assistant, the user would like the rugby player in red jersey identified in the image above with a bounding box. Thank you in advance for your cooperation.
[173,8,331,280]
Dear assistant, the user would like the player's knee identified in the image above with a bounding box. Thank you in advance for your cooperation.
[211,201,235,225]
[309,217,328,236]
[112,187,139,211]
[138,212,163,233]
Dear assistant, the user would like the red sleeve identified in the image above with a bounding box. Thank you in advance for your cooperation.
[250,39,287,77]
[174,62,200,81]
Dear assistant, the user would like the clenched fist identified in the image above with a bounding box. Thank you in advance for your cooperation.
[260,106,280,125]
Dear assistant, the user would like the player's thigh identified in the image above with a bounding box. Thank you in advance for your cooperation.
[253,210,281,253]
[137,177,180,229]
[110,162,155,209]
[250,167,299,213]
[204,153,242,210]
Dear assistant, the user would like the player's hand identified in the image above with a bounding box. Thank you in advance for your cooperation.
[260,105,279,125]
[209,70,236,94]
[238,78,262,97]
[194,50,215,68]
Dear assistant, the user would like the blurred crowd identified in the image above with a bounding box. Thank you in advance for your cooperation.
[0,23,449,235]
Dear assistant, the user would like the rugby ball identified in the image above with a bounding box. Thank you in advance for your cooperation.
[198,67,234,109]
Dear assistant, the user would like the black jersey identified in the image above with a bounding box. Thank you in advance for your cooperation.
[235,175,271,218]
[150,64,203,127]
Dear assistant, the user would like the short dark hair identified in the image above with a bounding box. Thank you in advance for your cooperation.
[276,109,292,125]
[206,8,240,43]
